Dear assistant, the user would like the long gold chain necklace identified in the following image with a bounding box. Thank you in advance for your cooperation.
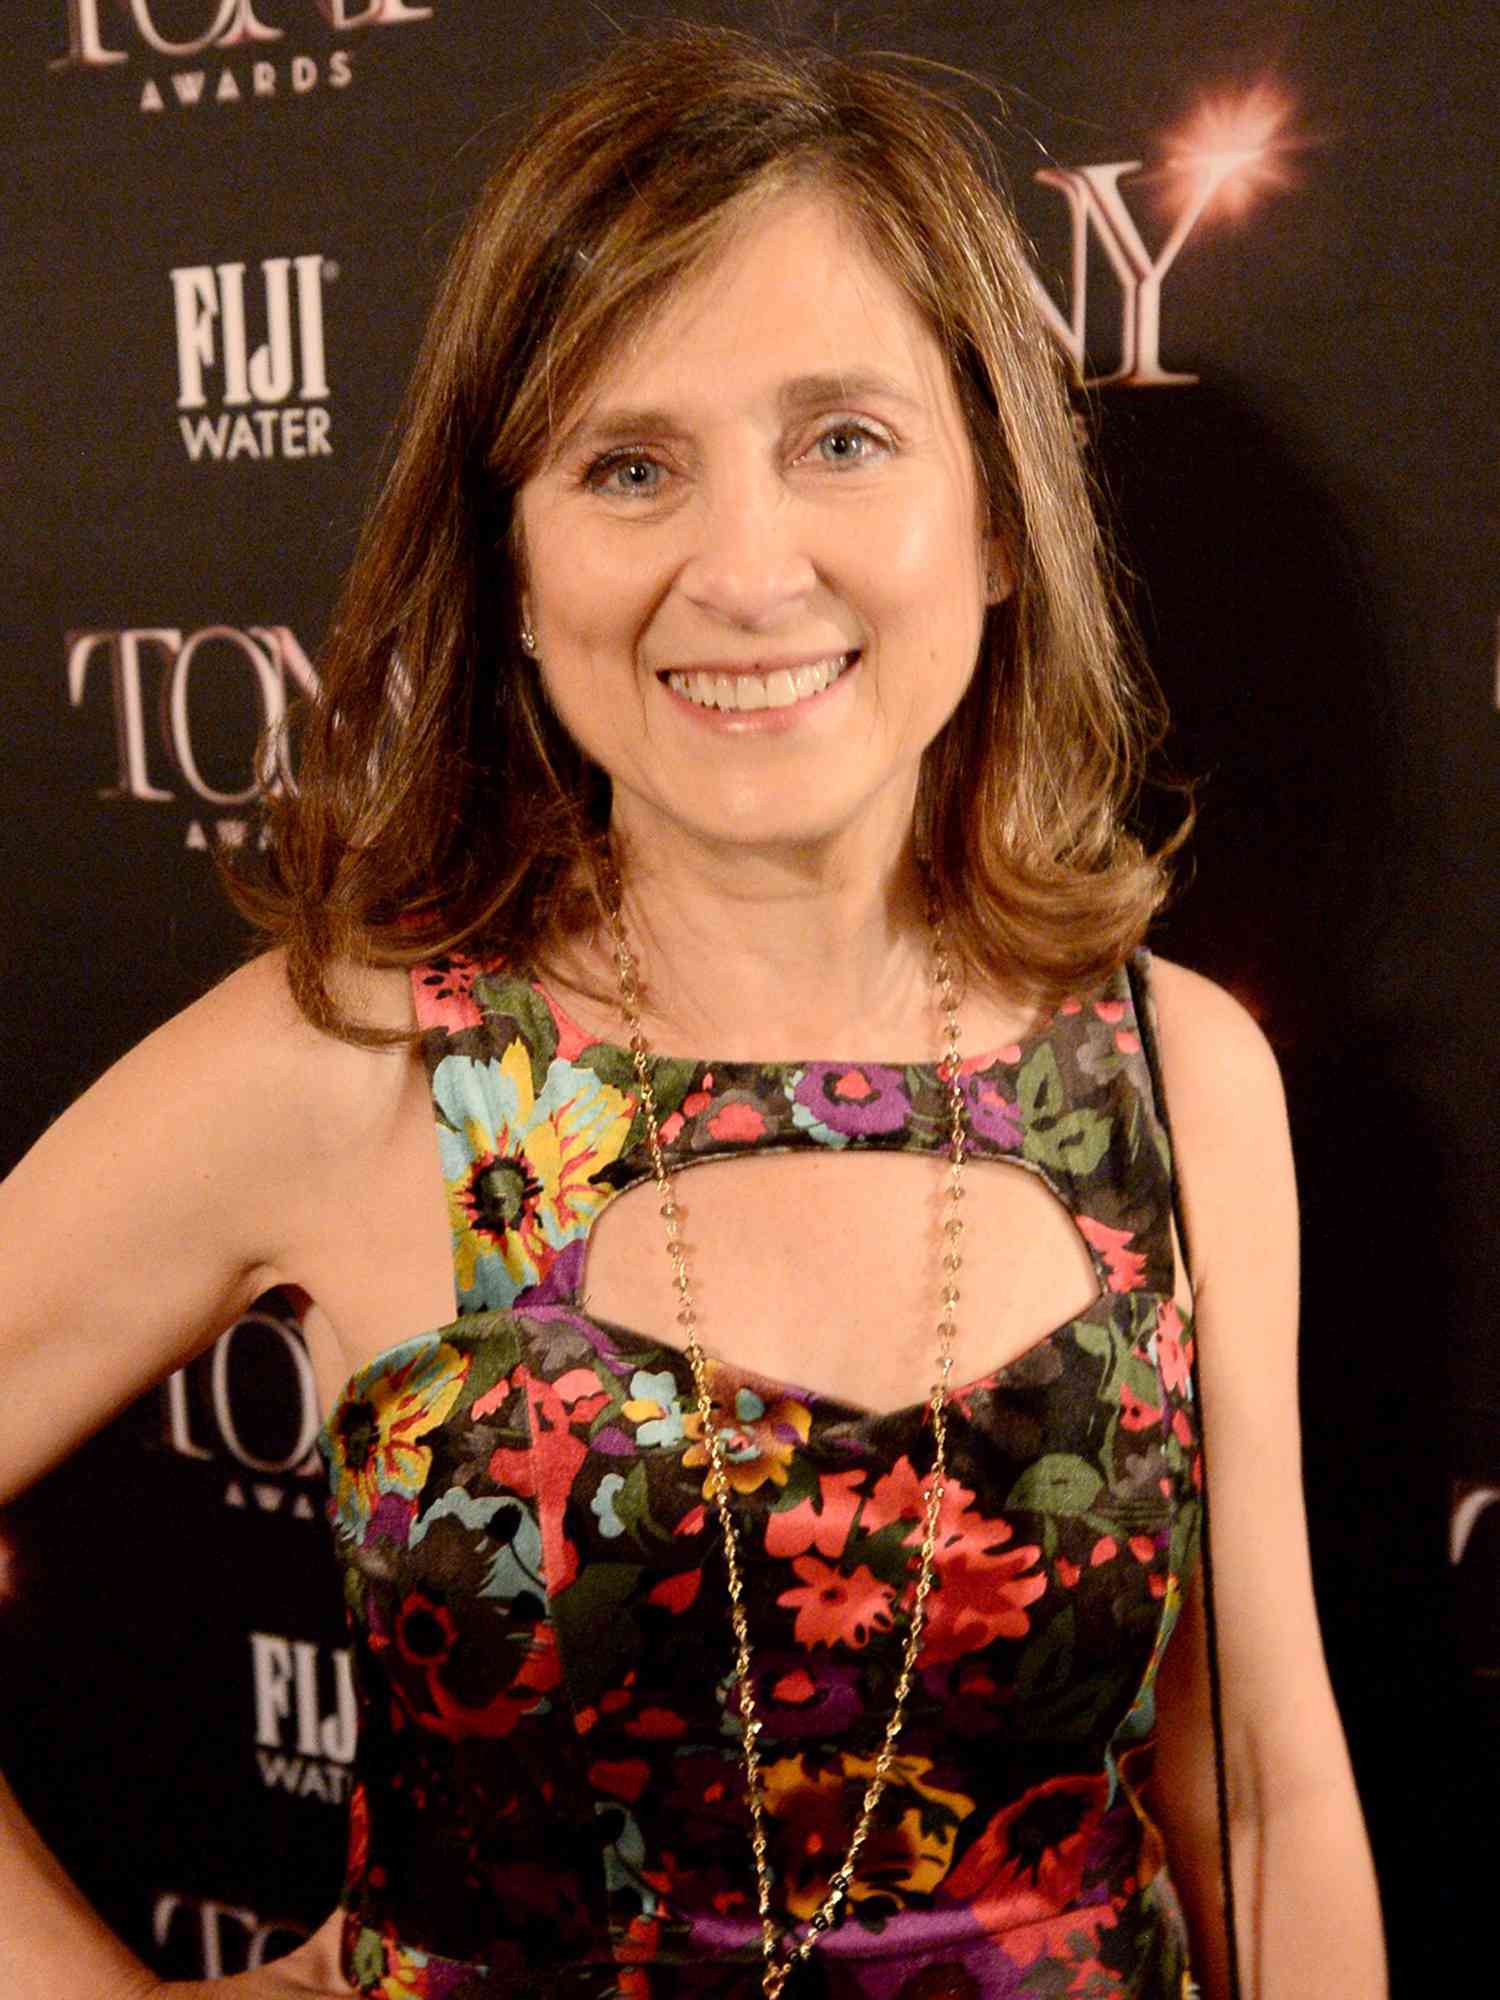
[605,873,968,2000]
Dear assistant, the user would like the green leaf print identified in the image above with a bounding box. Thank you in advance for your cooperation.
[611,1461,656,1539]
[649,1058,703,1118]
[1121,1352,1161,1407]
[1007,1454,1103,1515]
[1016,1603,1075,1701]
[1017,1043,1065,1123]
[1071,1319,1115,1361]
[1017,1046,1111,1174]
[574,1040,641,1099]
[483,978,559,1092]
[1023,1108,1112,1176]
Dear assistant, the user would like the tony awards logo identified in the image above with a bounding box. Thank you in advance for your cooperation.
[153,1896,310,1979]
[1028,84,1303,387]
[65,621,317,850]
[172,254,333,462]
[160,1298,326,1517]
[51,1,434,113]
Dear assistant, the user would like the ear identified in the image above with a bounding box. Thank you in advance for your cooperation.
[984,540,1013,607]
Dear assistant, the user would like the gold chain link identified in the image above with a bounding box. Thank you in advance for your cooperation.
[604,867,967,1999]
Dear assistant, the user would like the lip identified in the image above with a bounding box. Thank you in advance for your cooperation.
[655,649,859,732]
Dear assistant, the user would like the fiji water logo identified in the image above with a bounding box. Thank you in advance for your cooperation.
[51,2,434,113]
[250,1632,356,1803]
[172,254,333,463]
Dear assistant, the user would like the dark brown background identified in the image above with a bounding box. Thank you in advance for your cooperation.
[1,3,1495,1989]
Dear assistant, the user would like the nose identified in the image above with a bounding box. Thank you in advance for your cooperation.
[675,464,818,630]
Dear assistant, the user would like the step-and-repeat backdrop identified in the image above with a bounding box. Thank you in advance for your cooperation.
[1,3,1494,1989]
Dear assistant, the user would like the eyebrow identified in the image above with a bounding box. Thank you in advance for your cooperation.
[552,369,926,460]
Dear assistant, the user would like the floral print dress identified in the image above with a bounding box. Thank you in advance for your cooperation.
[319,954,1201,1999]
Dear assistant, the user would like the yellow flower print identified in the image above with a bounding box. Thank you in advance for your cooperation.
[761,1750,975,1919]
[325,1339,470,1538]
[433,1044,633,1309]
[682,1372,811,1496]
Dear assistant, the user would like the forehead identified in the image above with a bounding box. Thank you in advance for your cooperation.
[566,191,960,423]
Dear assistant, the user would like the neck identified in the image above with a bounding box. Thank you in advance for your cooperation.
[566,812,941,1062]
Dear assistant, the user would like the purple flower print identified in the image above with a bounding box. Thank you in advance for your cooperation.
[792,1062,910,1137]
[961,1068,1022,1147]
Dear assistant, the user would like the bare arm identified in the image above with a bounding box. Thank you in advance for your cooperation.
[1146,960,1385,1999]
[0,953,405,1994]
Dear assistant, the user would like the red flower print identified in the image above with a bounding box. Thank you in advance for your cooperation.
[764,1468,866,1559]
[1172,1406,1194,1449]
[345,1780,370,1878]
[941,1774,1107,1924]
[1094,1000,1126,1025]
[590,1758,650,1803]
[488,1366,589,1589]
[866,1461,1047,1662]
[537,983,592,1060]
[1155,1300,1193,1395]
[1056,1558,1081,1589]
[779,1555,895,1648]
[773,1667,818,1705]
[396,1591,458,1664]
[1119,1382,1163,1431]
[647,1569,701,1613]
[418,962,484,1032]
[1077,1216,1146,1293]
[706,1100,768,1143]
[414,1618,563,1742]
[1115,1028,1142,1054]
[1090,1536,1117,1566]
[1129,1536,1156,1564]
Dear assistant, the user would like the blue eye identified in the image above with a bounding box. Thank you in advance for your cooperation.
[589,452,663,497]
[815,423,887,466]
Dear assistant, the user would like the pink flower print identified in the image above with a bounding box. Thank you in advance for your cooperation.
[706,1099,768,1143]
[1119,1381,1163,1431]
[1078,1216,1147,1293]
[415,961,484,1032]
[1154,1299,1193,1395]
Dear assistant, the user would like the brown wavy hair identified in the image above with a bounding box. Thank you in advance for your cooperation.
[230,22,1182,1042]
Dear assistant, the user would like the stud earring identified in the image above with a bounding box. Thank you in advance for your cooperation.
[519,623,537,656]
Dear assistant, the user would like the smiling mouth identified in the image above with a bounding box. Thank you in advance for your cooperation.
[662,651,857,713]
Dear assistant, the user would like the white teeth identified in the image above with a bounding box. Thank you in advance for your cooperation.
[665,652,852,711]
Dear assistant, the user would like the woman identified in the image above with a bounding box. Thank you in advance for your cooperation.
[0,25,1382,2000]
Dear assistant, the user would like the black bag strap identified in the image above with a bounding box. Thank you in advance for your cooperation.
[1127,951,1242,2000]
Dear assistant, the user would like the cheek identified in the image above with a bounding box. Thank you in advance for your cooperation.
[859,483,987,607]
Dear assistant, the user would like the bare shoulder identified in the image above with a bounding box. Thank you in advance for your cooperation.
[1144,955,1296,1293]
[1145,955,1287,1132]
[127,948,417,1135]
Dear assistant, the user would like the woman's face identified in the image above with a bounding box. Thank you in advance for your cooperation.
[515,192,1006,865]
